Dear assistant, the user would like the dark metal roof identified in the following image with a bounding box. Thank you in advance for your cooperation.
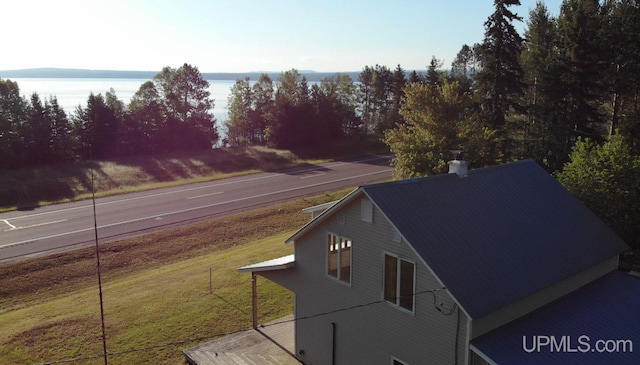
[470,271,640,364]
[362,159,629,319]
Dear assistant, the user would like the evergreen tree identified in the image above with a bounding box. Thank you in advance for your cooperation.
[72,93,119,160]
[268,69,315,149]
[408,70,423,84]
[520,2,569,169]
[450,43,481,91]
[358,66,374,133]
[46,96,74,163]
[426,56,444,89]
[126,81,165,155]
[23,93,51,166]
[475,0,525,160]
[312,74,359,139]
[0,78,26,168]
[556,0,607,143]
[601,0,640,143]
[390,65,407,127]
[358,65,400,133]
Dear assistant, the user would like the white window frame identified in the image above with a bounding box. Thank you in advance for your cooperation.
[383,252,416,313]
[327,232,352,285]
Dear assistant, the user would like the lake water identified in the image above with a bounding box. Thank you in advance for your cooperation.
[10,78,237,124]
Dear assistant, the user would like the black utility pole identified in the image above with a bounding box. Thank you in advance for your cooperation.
[91,146,108,365]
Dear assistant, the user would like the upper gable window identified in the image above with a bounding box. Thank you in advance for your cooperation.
[328,233,352,284]
[384,254,415,312]
[361,199,373,223]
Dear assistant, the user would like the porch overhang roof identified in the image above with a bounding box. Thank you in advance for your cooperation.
[238,254,295,273]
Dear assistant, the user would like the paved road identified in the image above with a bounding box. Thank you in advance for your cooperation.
[0,155,393,262]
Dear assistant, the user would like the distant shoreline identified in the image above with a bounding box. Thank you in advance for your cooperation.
[0,67,362,82]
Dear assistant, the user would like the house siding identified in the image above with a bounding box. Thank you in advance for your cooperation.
[289,196,469,365]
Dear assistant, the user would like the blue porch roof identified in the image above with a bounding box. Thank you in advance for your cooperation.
[471,271,640,364]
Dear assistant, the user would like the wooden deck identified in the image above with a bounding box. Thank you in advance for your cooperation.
[183,315,300,365]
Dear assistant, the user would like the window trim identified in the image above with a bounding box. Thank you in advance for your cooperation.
[382,252,416,313]
[327,232,352,285]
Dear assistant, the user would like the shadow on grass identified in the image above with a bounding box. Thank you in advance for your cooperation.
[120,147,297,182]
[0,147,297,211]
[0,160,103,211]
[0,139,388,212]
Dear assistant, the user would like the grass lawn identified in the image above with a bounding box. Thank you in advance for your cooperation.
[0,189,352,365]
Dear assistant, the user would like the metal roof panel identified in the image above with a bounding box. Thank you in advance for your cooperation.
[471,271,640,364]
[362,159,629,318]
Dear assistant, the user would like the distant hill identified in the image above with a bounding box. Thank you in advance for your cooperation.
[0,68,362,82]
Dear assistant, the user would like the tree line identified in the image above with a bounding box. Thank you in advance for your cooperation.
[224,64,431,150]
[0,63,218,168]
[386,0,640,177]
[1,1,638,173]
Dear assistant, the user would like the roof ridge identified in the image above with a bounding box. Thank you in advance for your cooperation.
[364,159,538,190]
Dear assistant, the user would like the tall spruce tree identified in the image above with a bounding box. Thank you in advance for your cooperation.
[520,2,569,169]
[0,79,26,168]
[46,96,74,163]
[556,0,607,143]
[601,0,640,141]
[475,0,525,160]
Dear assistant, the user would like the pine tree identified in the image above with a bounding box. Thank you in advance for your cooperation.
[556,0,607,143]
[520,2,568,169]
[475,0,525,160]
[601,0,640,143]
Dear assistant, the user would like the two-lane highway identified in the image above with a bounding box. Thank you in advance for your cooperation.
[0,155,393,262]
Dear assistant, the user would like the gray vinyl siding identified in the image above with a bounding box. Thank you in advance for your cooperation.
[290,195,469,365]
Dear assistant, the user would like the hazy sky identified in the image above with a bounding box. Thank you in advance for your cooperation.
[2,0,563,73]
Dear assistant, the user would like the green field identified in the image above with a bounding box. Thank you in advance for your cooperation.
[0,189,351,364]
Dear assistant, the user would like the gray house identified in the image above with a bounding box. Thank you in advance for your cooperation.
[238,159,638,364]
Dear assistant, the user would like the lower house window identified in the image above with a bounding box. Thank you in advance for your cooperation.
[328,233,352,284]
[384,254,415,312]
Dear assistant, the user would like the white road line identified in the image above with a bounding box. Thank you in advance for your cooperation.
[10,219,68,230]
[0,168,392,250]
[187,191,224,200]
[300,172,326,179]
[2,219,16,230]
